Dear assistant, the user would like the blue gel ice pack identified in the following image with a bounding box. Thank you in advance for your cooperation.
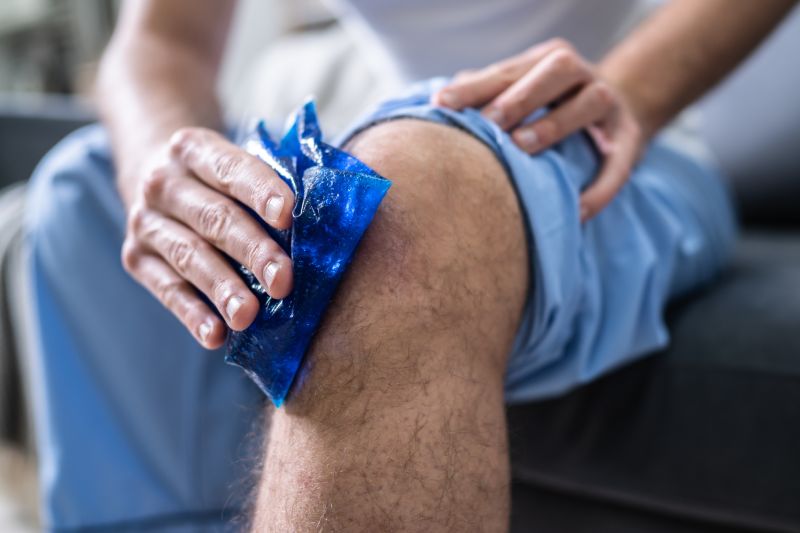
[225,100,391,407]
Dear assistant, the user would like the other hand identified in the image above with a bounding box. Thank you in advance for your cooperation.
[432,39,644,221]
[122,128,294,349]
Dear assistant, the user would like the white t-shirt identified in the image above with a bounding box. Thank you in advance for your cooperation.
[323,0,654,82]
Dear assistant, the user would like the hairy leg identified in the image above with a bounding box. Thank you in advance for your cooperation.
[251,120,528,532]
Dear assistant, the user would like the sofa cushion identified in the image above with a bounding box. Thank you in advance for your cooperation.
[508,231,800,532]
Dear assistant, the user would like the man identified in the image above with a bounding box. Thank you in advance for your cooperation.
[24,0,797,530]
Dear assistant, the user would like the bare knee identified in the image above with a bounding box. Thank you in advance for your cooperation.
[285,120,528,414]
[345,119,527,292]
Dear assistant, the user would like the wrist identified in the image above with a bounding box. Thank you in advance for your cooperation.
[599,62,663,141]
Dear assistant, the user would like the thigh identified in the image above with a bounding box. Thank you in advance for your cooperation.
[25,125,261,530]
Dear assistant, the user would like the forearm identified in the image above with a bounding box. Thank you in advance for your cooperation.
[600,0,797,139]
[97,0,235,208]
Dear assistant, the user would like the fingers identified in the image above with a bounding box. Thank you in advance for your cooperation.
[168,127,295,230]
[579,120,641,221]
[144,172,293,299]
[435,38,645,221]
[482,47,593,130]
[126,206,261,333]
[511,81,616,153]
[432,38,567,110]
[121,246,227,349]
[432,57,529,110]
[123,126,298,348]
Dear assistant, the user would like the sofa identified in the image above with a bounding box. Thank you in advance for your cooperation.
[1,8,798,531]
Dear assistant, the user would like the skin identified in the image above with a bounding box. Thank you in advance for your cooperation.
[96,0,798,529]
[99,0,292,348]
[251,119,528,531]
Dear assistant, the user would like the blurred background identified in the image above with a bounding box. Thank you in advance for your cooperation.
[0,1,799,531]
[0,0,115,95]
[0,1,330,529]
[0,0,320,98]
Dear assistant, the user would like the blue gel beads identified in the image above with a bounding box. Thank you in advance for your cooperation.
[225,100,391,407]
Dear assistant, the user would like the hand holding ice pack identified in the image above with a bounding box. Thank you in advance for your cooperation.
[226,101,391,407]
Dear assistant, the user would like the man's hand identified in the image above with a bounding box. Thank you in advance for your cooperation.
[121,128,294,349]
[431,39,644,221]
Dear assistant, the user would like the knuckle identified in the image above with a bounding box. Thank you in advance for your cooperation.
[245,239,266,272]
[212,151,243,189]
[167,237,198,275]
[499,95,526,119]
[139,212,164,243]
[184,300,209,324]
[120,239,139,273]
[485,62,503,76]
[500,65,522,84]
[142,166,169,202]
[538,120,559,145]
[549,48,577,71]
[250,189,270,219]
[549,38,574,52]
[127,203,147,235]
[209,277,234,307]
[592,82,616,108]
[197,202,232,241]
[168,127,199,157]
[252,183,287,220]
[487,61,519,84]
[156,278,184,310]
[453,68,475,82]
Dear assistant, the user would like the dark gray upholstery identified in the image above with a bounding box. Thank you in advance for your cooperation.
[508,232,800,532]
[0,95,93,190]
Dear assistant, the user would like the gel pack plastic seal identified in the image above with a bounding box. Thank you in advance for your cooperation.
[225,100,391,407]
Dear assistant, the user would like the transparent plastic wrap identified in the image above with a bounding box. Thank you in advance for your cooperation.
[226,100,391,407]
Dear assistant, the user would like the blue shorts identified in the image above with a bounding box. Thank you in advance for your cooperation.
[342,79,737,403]
[24,80,735,529]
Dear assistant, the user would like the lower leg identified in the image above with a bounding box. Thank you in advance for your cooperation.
[251,120,528,532]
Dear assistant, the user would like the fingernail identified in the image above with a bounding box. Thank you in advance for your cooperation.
[438,91,461,108]
[265,195,284,223]
[263,261,280,290]
[516,129,539,151]
[225,295,243,321]
[198,321,212,343]
[485,107,505,127]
